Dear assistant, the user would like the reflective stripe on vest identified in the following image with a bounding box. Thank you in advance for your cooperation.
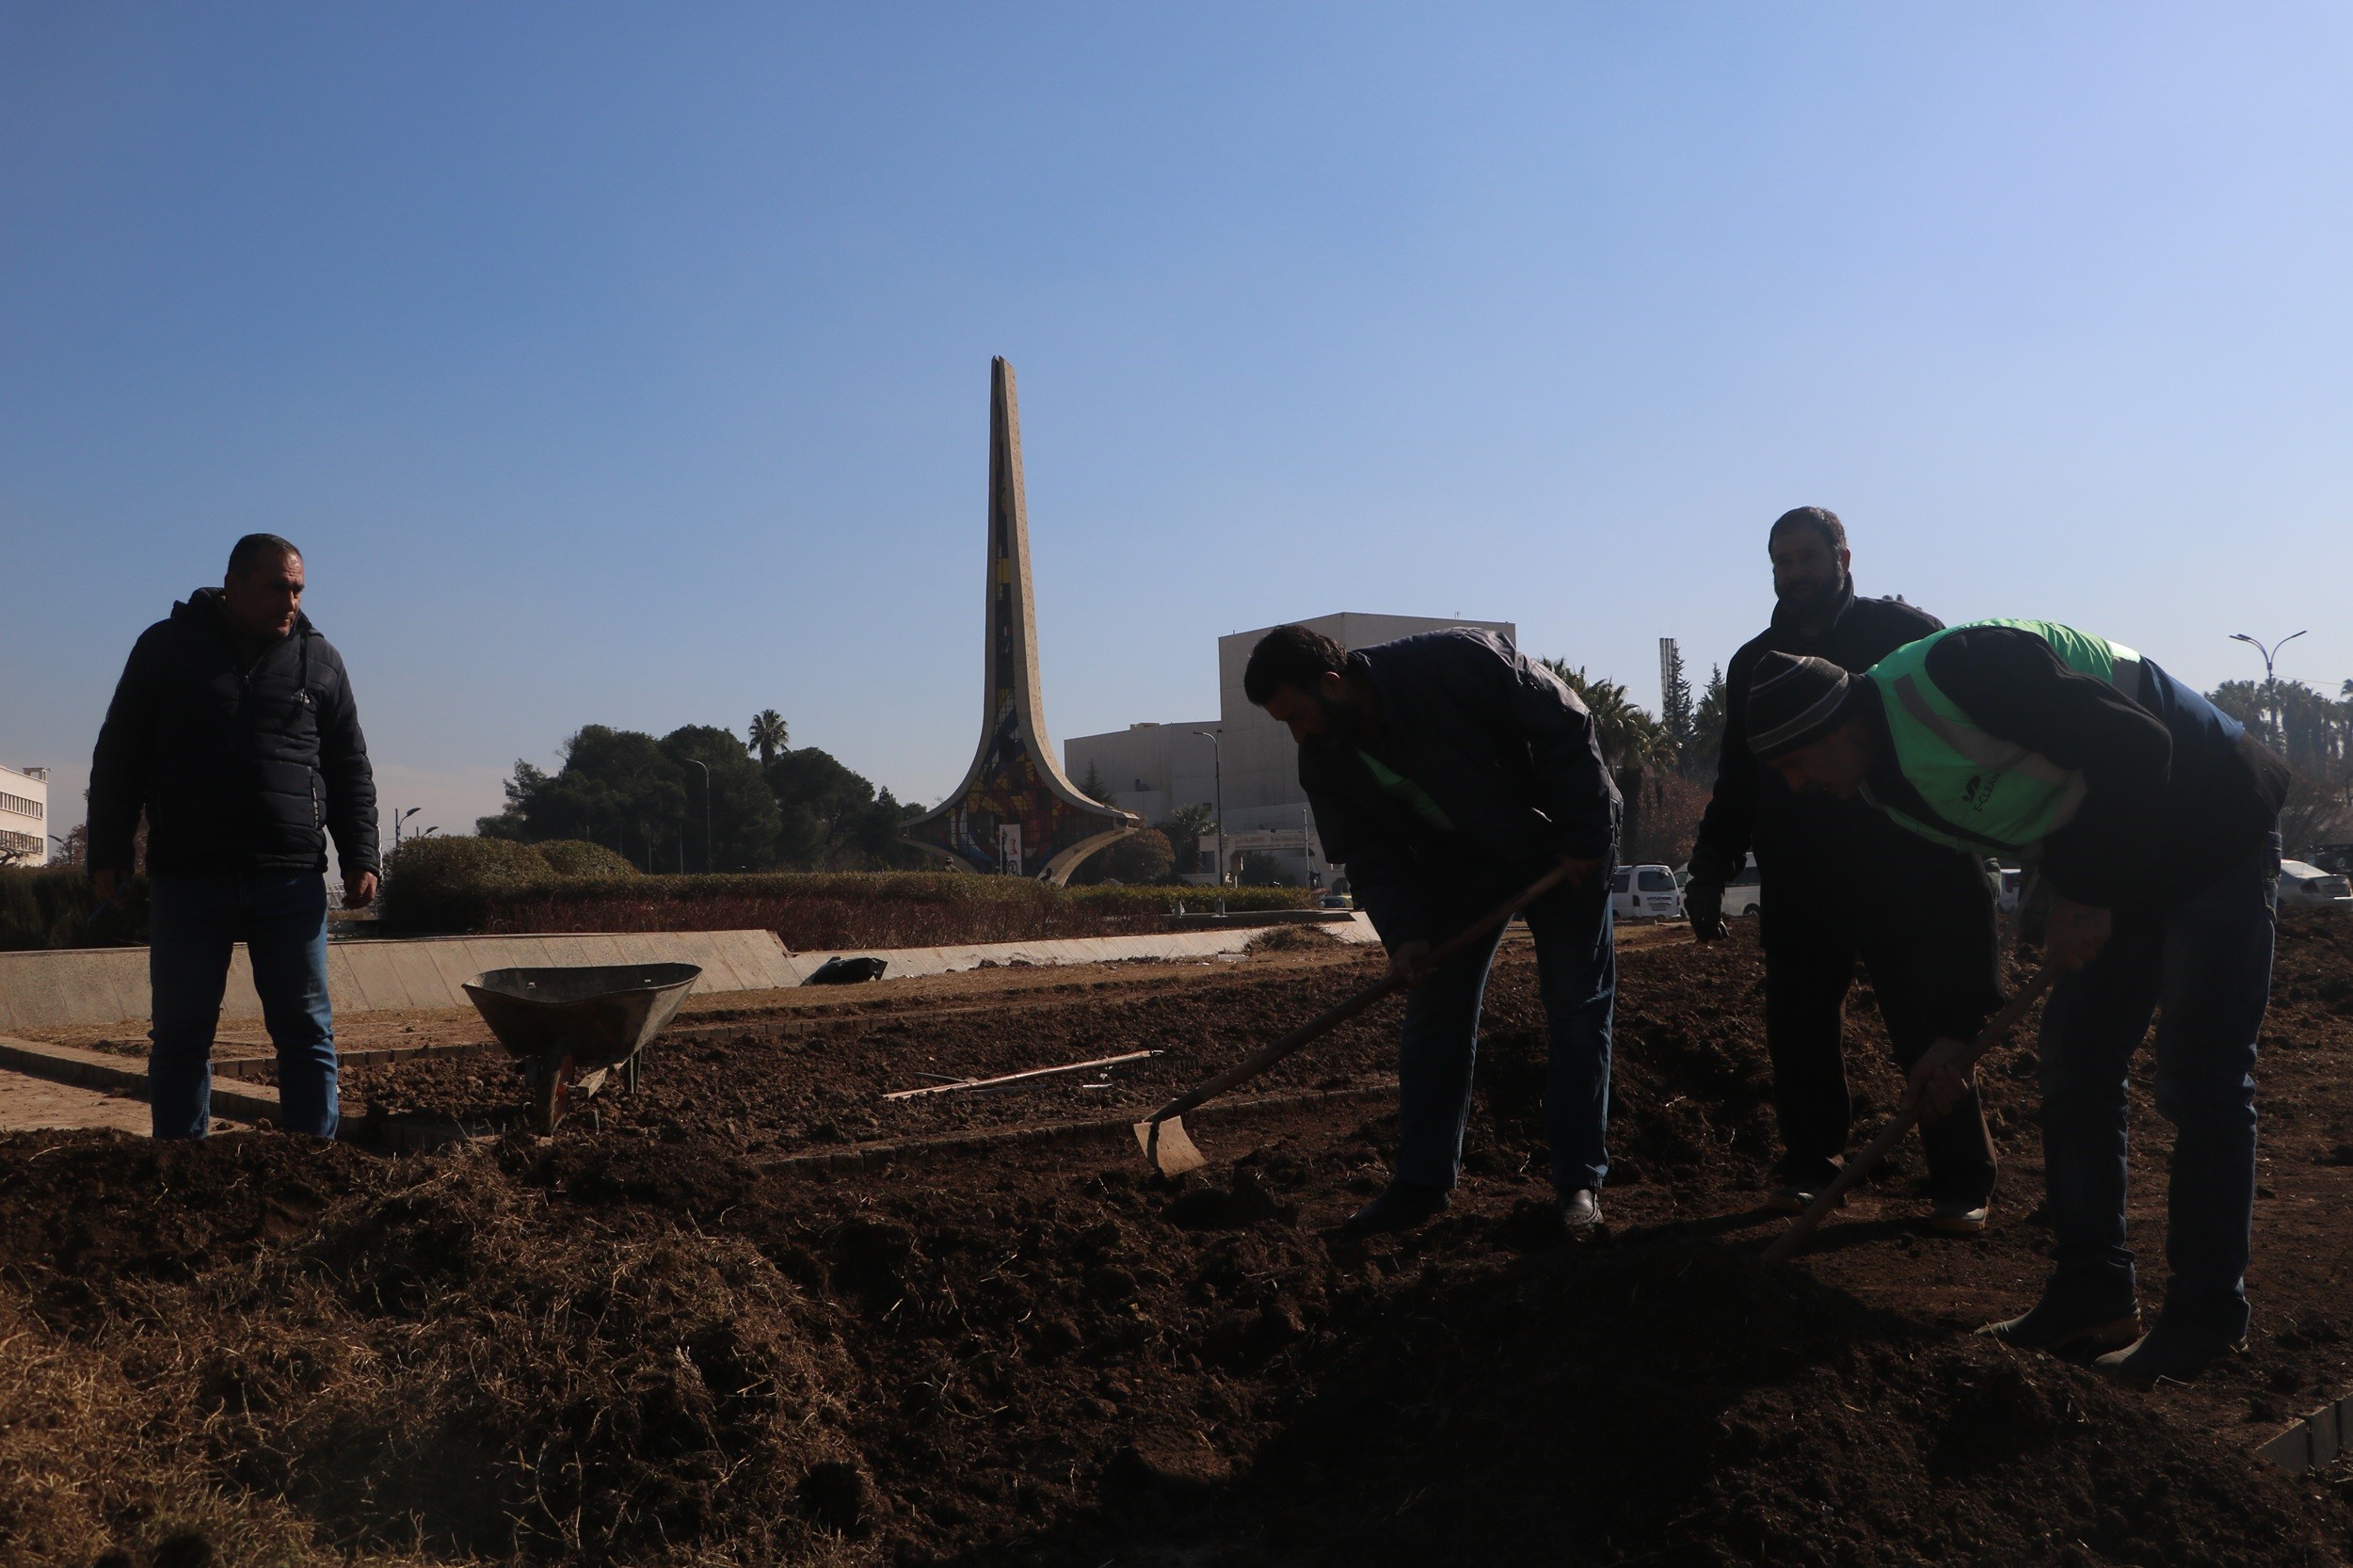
[1859,618,2142,854]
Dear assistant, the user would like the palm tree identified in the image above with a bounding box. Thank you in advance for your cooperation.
[1540,657,1670,770]
[747,709,790,767]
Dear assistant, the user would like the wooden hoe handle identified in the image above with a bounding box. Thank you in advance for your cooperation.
[1142,859,1583,1128]
[1762,963,2060,1263]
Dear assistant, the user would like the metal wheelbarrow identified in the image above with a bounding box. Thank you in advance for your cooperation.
[460,964,702,1132]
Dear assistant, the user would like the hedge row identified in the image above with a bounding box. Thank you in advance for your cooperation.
[380,836,1314,941]
[0,867,148,951]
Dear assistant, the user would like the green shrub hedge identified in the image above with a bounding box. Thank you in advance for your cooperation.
[378,836,1313,938]
[0,867,148,951]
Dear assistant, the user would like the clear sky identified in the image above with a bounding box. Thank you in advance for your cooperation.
[6,3,2349,841]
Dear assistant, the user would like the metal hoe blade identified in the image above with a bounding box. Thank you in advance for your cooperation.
[1136,1116,1208,1176]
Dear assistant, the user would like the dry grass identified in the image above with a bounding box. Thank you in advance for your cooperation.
[0,1294,337,1567]
[2,1145,886,1566]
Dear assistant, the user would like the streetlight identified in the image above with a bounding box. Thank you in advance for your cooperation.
[2230,630,2307,750]
[390,806,420,856]
[688,760,712,874]
[1193,730,1225,887]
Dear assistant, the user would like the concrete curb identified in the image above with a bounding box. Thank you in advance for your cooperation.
[0,918,1385,1032]
[0,1034,283,1124]
[2257,1390,2353,1473]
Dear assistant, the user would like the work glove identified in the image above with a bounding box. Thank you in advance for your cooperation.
[1685,875,1728,941]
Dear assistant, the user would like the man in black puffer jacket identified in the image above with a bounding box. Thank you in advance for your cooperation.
[88,535,378,1139]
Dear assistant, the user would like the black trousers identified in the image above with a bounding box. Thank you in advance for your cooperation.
[1759,849,2002,1204]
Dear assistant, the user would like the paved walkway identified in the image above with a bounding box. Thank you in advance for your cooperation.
[0,1070,154,1134]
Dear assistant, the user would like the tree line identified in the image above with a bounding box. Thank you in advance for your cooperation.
[475,708,932,872]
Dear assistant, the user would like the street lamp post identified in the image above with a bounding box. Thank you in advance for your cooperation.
[2230,630,2308,751]
[688,760,712,874]
[1193,730,1225,888]
[390,806,420,857]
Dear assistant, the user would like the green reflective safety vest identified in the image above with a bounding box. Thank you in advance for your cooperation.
[1860,619,2142,854]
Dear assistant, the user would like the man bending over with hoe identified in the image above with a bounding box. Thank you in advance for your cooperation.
[1752,620,2288,1387]
[1244,624,1620,1240]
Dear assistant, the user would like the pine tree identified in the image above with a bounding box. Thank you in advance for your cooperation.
[1689,664,1730,780]
[1659,640,1695,773]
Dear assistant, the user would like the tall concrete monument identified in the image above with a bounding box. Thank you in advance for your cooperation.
[902,358,1140,883]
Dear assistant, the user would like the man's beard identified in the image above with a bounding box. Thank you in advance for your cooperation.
[1778,570,1849,618]
[1304,692,1359,751]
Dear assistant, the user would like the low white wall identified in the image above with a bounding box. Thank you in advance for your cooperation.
[0,918,1381,1032]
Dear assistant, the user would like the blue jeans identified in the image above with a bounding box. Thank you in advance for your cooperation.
[1394,870,1615,1193]
[148,872,340,1139]
[2037,833,2280,1339]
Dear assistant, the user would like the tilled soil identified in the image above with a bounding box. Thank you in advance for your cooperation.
[3,916,2351,1567]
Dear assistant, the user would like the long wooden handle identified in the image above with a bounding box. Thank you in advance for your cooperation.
[1762,962,2059,1262]
[1143,859,1583,1127]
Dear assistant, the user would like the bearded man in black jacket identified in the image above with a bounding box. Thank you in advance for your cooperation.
[1685,507,2004,1231]
[88,535,378,1139]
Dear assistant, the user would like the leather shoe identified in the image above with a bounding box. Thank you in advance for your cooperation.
[1336,1179,1450,1238]
[1977,1291,2141,1355]
[1766,1182,1845,1215]
[1928,1197,1992,1235]
[2093,1317,2246,1390]
[1558,1187,1604,1239]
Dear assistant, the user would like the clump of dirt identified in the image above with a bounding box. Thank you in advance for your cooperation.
[1242,923,1344,953]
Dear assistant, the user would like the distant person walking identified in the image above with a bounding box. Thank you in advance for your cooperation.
[1244,624,1620,1239]
[88,536,378,1139]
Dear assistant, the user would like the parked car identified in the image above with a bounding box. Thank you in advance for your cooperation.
[2307,844,2353,879]
[1612,863,1686,922]
[1672,855,1762,918]
[1318,891,1354,910]
[2280,860,2353,911]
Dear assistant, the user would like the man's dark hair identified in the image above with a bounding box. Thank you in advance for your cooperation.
[1243,624,1350,706]
[1768,506,1847,554]
[227,533,302,576]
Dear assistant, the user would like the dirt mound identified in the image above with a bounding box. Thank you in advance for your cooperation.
[1243,923,1344,953]
[1136,1241,2337,1567]
[5,921,2351,1564]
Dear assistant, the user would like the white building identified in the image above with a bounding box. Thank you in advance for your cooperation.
[0,764,50,866]
[1065,612,1515,885]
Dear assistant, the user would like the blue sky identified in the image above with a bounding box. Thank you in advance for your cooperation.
[6,4,2349,840]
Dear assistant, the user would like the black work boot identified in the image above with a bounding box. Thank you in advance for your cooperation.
[2093,1315,2248,1390]
[1557,1187,1605,1240]
[1767,1159,1843,1215]
[1977,1289,2141,1356]
[1336,1179,1450,1239]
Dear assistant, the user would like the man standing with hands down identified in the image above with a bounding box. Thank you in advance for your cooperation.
[1753,618,2289,1387]
[88,535,379,1140]
[1685,507,2004,1233]
[1244,624,1619,1239]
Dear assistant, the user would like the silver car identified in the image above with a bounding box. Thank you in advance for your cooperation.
[2280,859,2353,911]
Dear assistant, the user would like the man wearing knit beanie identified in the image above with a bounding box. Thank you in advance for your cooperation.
[1687,508,2004,1235]
[1755,618,2289,1390]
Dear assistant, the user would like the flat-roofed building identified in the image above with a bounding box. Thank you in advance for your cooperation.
[0,764,50,866]
[1066,613,1514,885]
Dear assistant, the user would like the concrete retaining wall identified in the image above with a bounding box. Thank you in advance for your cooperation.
[0,917,1381,1032]
[0,929,804,1032]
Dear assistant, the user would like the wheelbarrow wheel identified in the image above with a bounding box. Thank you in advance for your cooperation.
[536,1048,579,1134]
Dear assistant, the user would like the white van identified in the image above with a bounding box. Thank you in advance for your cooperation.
[1612,863,1686,922]
[1673,855,1761,918]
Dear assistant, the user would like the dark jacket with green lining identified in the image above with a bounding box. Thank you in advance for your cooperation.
[1298,629,1620,950]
